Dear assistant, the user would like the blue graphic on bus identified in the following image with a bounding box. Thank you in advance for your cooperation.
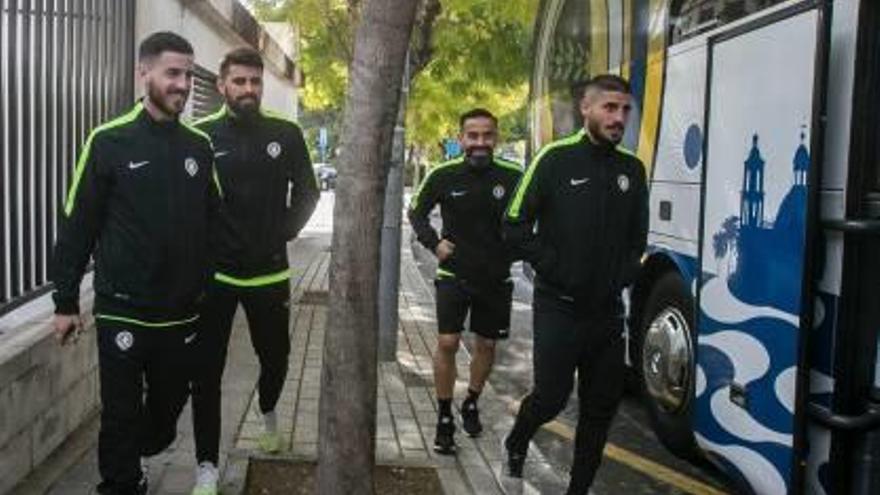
[684,124,703,170]
[695,131,812,494]
[724,133,809,314]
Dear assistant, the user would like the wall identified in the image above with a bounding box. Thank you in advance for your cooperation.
[0,280,97,495]
[136,0,300,118]
[0,1,300,492]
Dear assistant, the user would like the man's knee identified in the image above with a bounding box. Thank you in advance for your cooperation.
[579,393,622,423]
[142,428,177,457]
[436,334,461,355]
[474,336,496,355]
[525,390,570,423]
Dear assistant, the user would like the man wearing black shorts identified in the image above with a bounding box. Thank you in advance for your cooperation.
[408,108,522,454]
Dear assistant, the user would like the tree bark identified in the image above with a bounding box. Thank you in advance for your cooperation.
[316,1,419,494]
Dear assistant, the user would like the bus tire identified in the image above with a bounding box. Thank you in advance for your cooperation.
[635,271,701,460]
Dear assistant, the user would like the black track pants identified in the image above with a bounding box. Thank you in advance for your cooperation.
[96,319,196,494]
[191,280,291,464]
[507,288,625,494]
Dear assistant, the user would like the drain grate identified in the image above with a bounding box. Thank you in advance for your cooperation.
[400,369,430,387]
[299,290,329,305]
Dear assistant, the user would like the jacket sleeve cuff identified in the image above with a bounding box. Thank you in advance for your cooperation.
[426,236,440,253]
[534,247,557,275]
[53,293,80,315]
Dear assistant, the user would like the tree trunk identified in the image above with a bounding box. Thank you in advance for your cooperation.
[316,1,419,494]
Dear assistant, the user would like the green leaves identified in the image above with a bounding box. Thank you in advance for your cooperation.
[252,0,539,156]
[408,0,537,156]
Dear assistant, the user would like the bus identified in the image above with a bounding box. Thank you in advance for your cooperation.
[528,1,879,493]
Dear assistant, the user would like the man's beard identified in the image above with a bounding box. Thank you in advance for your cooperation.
[147,83,187,118]
[228,93,260,118]
[588,119,624,146]
[466,148,493,169]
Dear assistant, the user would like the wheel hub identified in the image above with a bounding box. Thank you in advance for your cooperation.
[642,307,693,413]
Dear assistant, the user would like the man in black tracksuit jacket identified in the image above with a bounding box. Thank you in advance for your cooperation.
[51,33,221,495]
[408,109,522,455]
[189,48,318,490]
[501,75,648,494]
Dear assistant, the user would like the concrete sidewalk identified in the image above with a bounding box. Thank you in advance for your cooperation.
[18,223,546,493]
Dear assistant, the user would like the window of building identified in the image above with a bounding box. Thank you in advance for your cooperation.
[191,65,224,120]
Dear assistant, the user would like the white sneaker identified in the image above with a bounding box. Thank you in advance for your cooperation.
[191,461,219,495]
[139,458,149,490]
[259,411,282,453]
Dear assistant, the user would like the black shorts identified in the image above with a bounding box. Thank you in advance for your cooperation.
[435,278,513,340]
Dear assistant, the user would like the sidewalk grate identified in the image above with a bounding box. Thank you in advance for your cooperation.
[300,290,329,305]
[400,368,431,387]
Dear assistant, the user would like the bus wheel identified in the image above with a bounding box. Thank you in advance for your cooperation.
[637,271,700,459]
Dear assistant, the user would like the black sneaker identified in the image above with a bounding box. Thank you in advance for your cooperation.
[501,434,526,478]
[461,400,483,437]
[433,415,457,455]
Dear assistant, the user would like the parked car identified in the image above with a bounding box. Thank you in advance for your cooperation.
[315,163,337,191]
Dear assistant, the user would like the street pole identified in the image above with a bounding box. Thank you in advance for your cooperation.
[378,51,410,362]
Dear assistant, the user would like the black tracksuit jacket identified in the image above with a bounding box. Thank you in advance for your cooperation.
[51,102,222,323]
[504,129,648,311]
[194,106,319,283]
[408,156,522,286]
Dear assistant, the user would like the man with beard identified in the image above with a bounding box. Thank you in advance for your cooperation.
[189,47,319,495]
[408,109,522,455]
[51,32,219,495]
[500,75,648,494]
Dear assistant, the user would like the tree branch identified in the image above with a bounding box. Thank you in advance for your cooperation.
[347,0,361,28]
[320,1,355,64]
[409,0,442,75]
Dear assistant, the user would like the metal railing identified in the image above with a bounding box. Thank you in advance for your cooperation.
[1,0,135,314]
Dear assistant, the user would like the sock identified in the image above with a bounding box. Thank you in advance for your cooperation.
[438,398,453,419]
[463,388,481,408]
[263,410,278,433]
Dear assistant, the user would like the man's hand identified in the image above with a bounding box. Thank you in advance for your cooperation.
[435,239,456,262]
[54,314,83,345]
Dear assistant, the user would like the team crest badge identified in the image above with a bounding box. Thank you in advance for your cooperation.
[267,141,282,159]
[617,174,630,192]
[185,158,199,177]
[115,331,134,351]
[493,184,505,200]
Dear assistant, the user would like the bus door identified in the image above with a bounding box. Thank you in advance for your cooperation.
[811,1,880,493]
[694,3,828,493]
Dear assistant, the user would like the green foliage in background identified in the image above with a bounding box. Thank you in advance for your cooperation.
[252,0,538,159]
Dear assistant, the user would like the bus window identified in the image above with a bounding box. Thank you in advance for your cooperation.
[671,0,787,44]
[533,0,594,145]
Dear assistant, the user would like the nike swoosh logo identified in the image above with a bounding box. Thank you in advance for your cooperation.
[451,191,467,197]
[214,150,229,158]
[128,160,150,169]
[570,178,589,186]
[184,333,197,345]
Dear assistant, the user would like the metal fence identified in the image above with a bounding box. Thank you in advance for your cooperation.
[1,0,135,314]
[192,64,223,120]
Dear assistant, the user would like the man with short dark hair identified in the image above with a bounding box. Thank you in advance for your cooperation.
[189,46,319,495]
[500,74,648,494]
[51,31,220,495]
[408,108,522,455]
